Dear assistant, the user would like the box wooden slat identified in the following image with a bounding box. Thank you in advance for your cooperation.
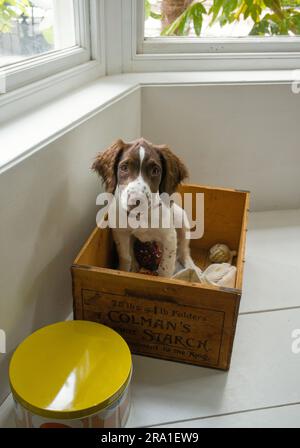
[72,184,249,370]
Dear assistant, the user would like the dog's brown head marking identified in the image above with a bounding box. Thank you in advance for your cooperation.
[156,144,189,195]
[92,138,189,196]
[92,139,125,193]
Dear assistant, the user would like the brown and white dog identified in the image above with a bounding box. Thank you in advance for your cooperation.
[92,138,195,278]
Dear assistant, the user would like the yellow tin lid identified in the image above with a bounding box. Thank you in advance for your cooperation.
[9,321,132,420]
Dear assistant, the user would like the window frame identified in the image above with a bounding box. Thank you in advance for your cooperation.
[0,0,100,93]
[122,0,300,72]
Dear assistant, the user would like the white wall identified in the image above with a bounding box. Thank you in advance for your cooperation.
[1,81,300,407]
[142,84,300,211]
[0,90,141,405]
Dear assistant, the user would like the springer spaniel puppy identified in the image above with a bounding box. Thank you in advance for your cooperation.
[92,138,195,278]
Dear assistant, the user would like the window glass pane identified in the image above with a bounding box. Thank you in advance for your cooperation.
[0,0,76,68]
[145,0,300,38]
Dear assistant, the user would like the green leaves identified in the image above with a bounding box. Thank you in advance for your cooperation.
[145,0,162,21]
[282,0,300,5]
[145,0,151,20]
[162,1,207,36]
[146,0,300,37]
[161,5,191,36]
[249,3,300,35]
[0,0,30,33]
[209,0,224,25]
[192,3,206,35]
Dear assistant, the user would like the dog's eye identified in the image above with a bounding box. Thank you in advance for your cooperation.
[120,164,129,173]
[151,166,160,176]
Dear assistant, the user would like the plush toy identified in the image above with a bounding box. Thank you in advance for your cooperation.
[134,239,162,275]
[209,243,237,264]
[173,263,237,289]
[200,263,237,288]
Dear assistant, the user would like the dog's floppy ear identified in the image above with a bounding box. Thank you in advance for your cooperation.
[92,139,125,193]
[157,145,189,195]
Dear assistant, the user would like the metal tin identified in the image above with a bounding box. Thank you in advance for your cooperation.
[10,321,132,428]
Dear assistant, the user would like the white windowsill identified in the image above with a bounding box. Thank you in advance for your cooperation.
[0,69,297,174]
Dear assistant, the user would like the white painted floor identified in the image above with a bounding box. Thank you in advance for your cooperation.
[1,209,300,428]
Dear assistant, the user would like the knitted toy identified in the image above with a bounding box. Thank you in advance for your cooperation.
[134,239,162,276]
[209,243,237,264]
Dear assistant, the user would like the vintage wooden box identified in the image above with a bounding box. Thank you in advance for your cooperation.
[72,184,249,370]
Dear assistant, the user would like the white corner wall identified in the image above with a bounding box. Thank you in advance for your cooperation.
[0,90,141,405]
[142,84,300,211]
[1,79,300,407]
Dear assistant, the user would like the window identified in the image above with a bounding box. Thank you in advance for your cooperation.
[144,0,300,39]
[0,0,76,68]
[123,0,300,71]
[0,0,93,93]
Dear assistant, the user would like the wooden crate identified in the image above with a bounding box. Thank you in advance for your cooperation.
[72,184,250,370]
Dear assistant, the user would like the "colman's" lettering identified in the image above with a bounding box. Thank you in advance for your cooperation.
[107,310,191,333]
